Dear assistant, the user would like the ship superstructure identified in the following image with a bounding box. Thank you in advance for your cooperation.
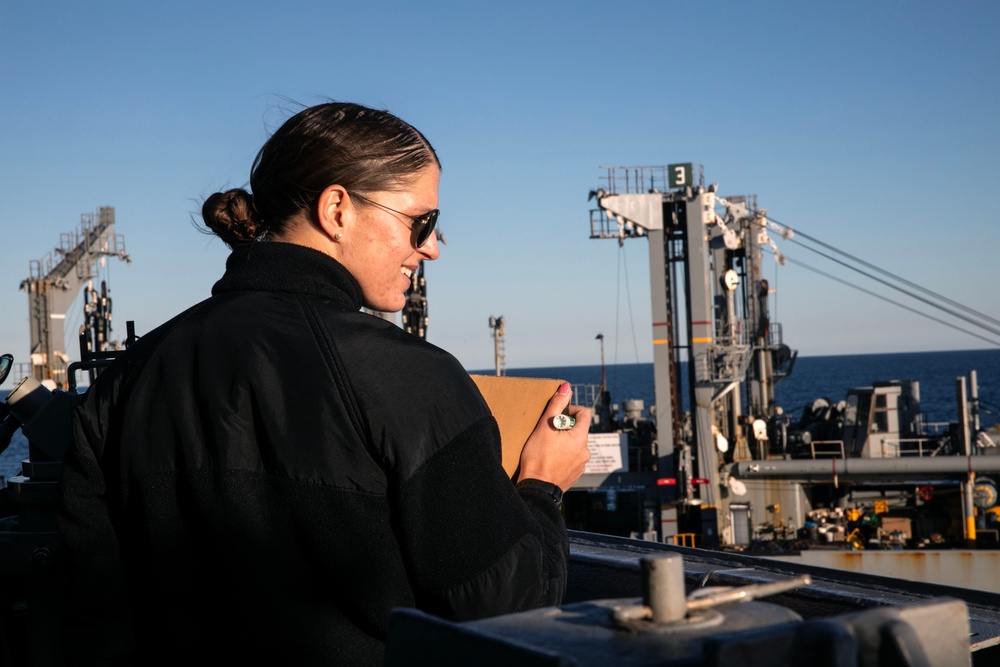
[18,207,129,387]
[578,164,1000,554]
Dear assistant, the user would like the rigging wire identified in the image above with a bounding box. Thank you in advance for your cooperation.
[767,215,1000,331]
[612,243,644,401]
[780,233,1000,339]
[621,244,642,365]
[763,247,1000,348]
[772,251,779,331]
[614,244,623,396]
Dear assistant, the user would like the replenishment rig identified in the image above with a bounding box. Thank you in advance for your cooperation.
[569,165,1000,570]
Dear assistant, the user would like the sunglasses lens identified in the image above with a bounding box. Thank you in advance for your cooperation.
[415,210,438,247]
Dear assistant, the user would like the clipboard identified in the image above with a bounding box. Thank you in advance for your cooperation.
[470,375,564,478]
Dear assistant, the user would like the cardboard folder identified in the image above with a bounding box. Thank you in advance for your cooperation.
[470,375,564,478]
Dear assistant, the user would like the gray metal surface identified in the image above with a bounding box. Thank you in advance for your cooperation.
[762,549,1000,594]
[730,455,1000,481]
[386,532,985,665]
[567,531,1000,654]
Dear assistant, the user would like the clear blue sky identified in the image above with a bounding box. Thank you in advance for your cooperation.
[2,0,998,388]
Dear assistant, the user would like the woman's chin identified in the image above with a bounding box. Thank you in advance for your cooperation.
[363,296,405,314]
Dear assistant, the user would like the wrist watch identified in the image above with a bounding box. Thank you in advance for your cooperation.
[516,478,564,505]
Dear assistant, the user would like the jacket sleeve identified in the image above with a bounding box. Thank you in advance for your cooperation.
[318,311,571,622]
[390,415,569,621]
[55,373,137,664]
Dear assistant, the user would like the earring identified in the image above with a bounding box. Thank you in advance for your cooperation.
[335,232,343,241]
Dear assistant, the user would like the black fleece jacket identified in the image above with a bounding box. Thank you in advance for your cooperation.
[56,242,568,666]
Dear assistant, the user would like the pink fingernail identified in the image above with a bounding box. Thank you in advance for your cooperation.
[558,382,571,395]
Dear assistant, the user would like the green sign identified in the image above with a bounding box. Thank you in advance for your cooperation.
[667,163,693,189]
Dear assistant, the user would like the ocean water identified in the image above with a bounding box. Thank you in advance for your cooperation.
[3,348,998,480]
[486,347,1000,430]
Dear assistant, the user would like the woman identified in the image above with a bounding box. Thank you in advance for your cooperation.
[56,102,591,666]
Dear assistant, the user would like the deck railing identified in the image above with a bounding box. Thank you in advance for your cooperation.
[877,437,948,458]
[808,440,846,459]
[570,383,604,411]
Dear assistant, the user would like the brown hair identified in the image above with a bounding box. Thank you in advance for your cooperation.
[202,102,440,248]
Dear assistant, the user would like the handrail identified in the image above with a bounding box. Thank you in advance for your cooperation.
[671,533,698,548]
[808,440,845,459]
[879,437,948,458]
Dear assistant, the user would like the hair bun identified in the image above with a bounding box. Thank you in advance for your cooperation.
[202,189,262,247]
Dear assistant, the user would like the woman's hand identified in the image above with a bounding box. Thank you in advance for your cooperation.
[516,382,592,491]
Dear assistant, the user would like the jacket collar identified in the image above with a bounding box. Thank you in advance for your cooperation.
[212,241,363,309]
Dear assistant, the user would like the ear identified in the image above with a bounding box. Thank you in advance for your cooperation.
[315,184,350,241]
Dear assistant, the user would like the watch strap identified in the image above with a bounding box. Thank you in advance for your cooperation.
[516,478,564,505]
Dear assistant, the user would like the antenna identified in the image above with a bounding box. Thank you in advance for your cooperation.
[489,315,506,376]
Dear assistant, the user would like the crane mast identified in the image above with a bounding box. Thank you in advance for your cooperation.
[589,165,795,546]
[19,207,129,387]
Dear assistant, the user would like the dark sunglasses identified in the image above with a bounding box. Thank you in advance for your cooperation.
[349,192,439,248]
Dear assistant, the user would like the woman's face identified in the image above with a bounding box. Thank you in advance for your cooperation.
[338,164,441,312]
